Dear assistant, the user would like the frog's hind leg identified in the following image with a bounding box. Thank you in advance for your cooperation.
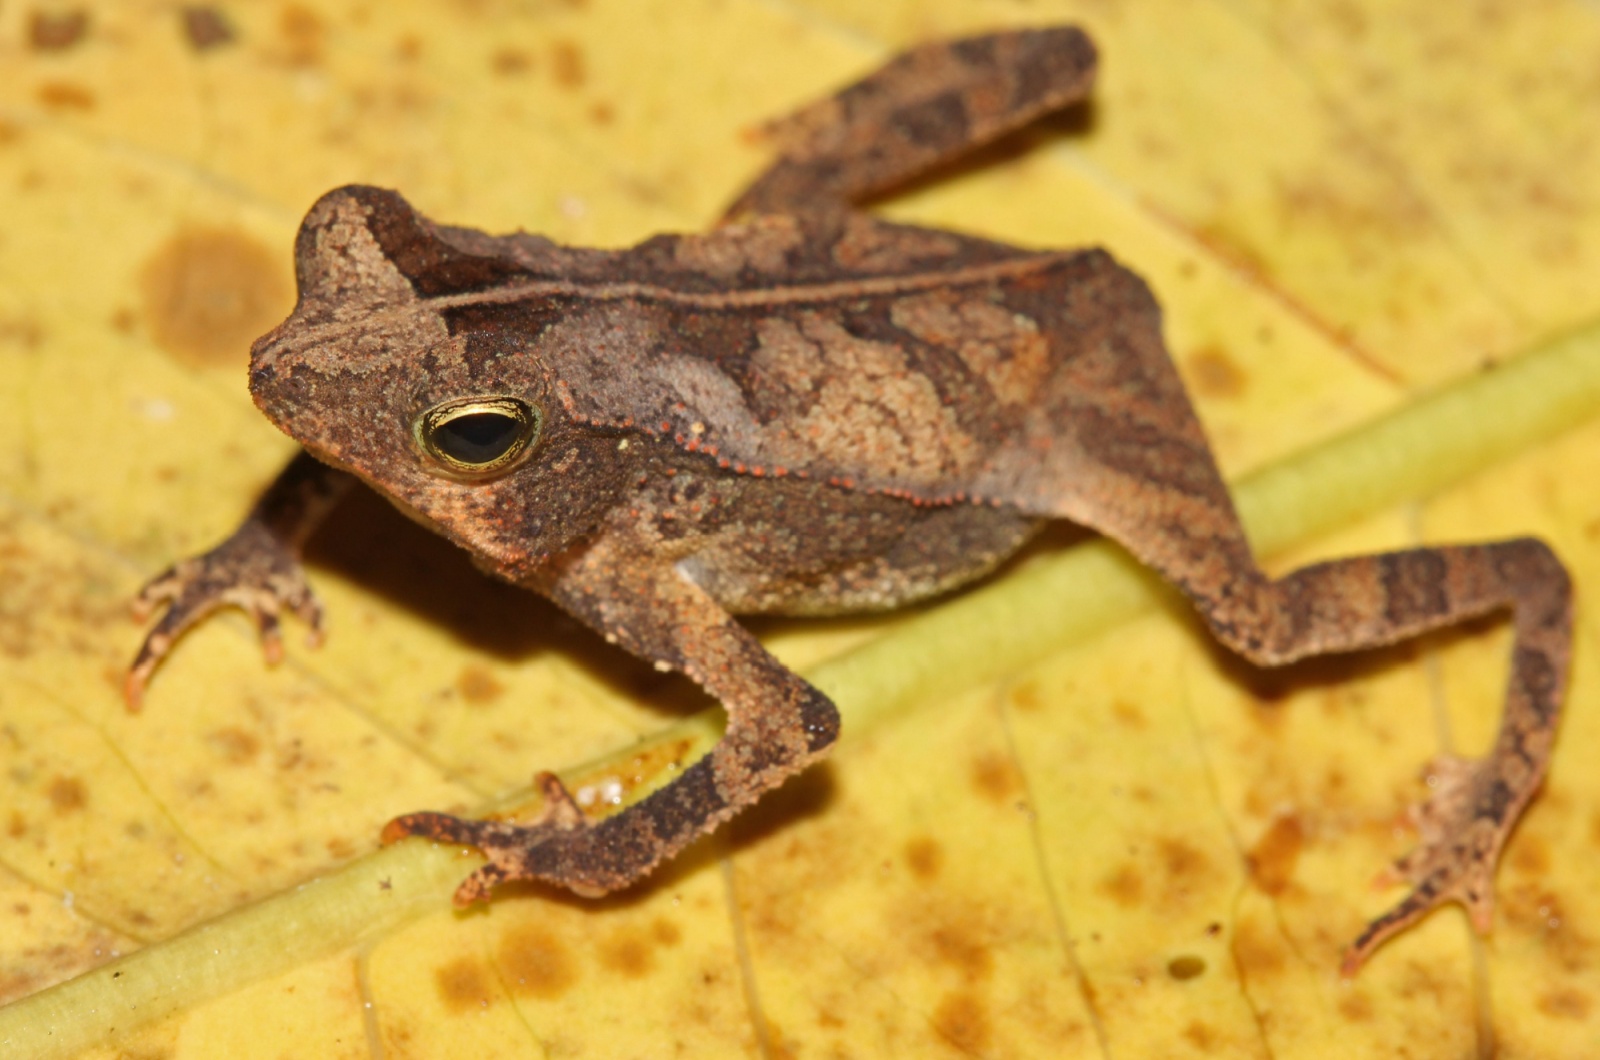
[994,260,1572,974]
[725,26,1097,219]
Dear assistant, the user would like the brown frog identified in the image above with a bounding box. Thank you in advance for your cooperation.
[127,27,1571,973]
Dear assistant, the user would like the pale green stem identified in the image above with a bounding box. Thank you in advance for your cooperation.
[7,321,1600,1058]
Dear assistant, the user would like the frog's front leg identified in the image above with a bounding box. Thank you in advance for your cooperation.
[382,531,840,901]
[126,450,351,707]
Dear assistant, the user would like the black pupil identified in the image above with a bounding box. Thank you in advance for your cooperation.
[435,412,521,464]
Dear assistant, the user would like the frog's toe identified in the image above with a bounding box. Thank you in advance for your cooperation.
[384,774,595,904]
[1342,755,1509,974]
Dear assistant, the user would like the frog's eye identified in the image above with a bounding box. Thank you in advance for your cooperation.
[415,396,541,476]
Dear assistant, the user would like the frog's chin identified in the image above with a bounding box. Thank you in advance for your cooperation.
[363,476,545,582]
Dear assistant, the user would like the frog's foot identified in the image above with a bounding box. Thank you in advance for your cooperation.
[382,773,601,904]
[1341,754,1514,975]
[126,522,323,709]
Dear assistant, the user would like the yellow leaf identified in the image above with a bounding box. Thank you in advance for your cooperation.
[4,2,1600,1057]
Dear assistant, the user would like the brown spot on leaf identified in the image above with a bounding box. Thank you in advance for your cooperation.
[1537,986,1590,1019]
[47,776,86,813]
[1009,680,1040,712]
[1099,863,1142,907]
[7,812,26,838]
[206,727,260,765]
[652,917,680,947]
[455,664,505,705]
[1182,1021,1216,1049]
[551,39,585,88]
[1160,837,1209,881]
[140,227,292,367]
[1230,916,1286,977]
[1338,991,1373,1022]
[1111,699,1146,728]
[969,752,1019,804]
[1247,814,1303,897]
[598,930,655,978]
[36,82,95,110]
[589,101,614,125]
[904,836,943,881]
[1186,345,1247,399]
[1167,954,1205,980]
[498,925,577,998]
[436,957,496,1011]
[1510,833,1550,876]
[0,120,20,146]
[394,34,422,62]
[492,47,531,75]
[30,9,89,50]
[929,924,992,984]
[278,3,323,66]
[181,6,235,51]
[0,315,44,349]
[932,991,990,1054]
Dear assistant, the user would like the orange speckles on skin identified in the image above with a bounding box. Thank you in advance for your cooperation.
[1247,814,1304,897]
[46,776,86,813]
[497,925,578,999]
[904,836,943,880]
[436,957,497,1012]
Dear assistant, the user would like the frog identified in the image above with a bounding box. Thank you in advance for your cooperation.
[126,26,1571,974]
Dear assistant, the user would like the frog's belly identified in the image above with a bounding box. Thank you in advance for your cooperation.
[680,502,1044,616]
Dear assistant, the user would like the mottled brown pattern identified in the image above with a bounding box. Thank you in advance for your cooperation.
[129,26,1571,975]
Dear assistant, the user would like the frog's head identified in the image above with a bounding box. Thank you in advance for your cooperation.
[247,185,638,581]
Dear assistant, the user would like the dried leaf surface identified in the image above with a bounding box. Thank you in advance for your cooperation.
[2,2,1599,1057]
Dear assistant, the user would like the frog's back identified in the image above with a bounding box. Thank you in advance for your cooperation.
[540,211,1183,510]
